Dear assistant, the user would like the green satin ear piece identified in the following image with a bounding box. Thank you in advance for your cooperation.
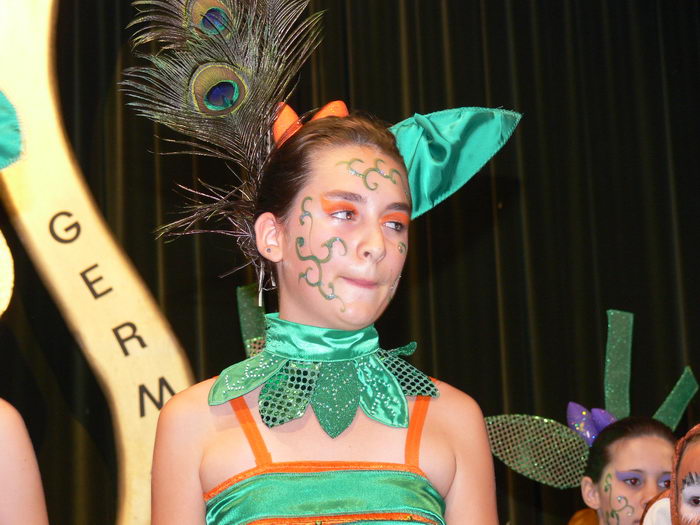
[604,309,633,419]
[653,367,699,431]
[389,107,521,219]
[236,283,266,357]
[0,90,21,170]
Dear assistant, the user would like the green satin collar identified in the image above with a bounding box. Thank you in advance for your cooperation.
[209,314,438,438]
[263,314,379,361]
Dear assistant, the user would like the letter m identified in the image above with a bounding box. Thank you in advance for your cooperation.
[139,377,176,417]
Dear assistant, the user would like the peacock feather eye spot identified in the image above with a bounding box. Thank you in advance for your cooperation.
[200,8,229,35]
[190,63,248,116]
[205,81,239,110]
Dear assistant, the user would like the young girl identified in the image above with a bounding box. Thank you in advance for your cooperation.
[577,417,675,525]
[125,2,519,523]
[149,111,517,524]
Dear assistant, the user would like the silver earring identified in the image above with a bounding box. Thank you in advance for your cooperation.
[258,268,264,307]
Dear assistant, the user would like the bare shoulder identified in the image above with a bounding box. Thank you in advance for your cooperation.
[155,377,222,446]
[0,397,24,428]
[0,398,31,446]
[428,380,485,435]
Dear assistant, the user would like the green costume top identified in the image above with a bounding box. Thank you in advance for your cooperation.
[206,315,445,524]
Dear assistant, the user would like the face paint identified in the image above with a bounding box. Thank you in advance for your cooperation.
[336,157,401,191]
[681,472,700,525]
[593,436,673,525]
[603,472,635,525]
[679,442,700,525]
[275,144,410,331]
[295,196,347,308]
[381,211,409,234]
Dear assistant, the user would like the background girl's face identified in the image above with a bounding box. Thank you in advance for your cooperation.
[595,435,674,525]
[274,143,410,330]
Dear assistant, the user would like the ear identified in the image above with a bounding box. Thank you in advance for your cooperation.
[580,476,601,510]
[254,212,284,262]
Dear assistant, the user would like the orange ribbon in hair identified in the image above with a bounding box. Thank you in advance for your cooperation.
[272,100,349,146]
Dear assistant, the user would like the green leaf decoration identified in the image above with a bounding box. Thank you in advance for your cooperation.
[208,352,286,405]
[357,355,409,427]
[380,351,439,397]
[485,414,589,489]
[604,309,633,419]
[259,360,321,427]
[653,367,699,431]
[236,283,266,357]
[311,361,361,438]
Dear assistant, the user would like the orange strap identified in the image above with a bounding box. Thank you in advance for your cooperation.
[405,396,431,467]
[230,397,272,466]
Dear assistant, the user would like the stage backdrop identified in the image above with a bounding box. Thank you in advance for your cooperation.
[1,1,698,523]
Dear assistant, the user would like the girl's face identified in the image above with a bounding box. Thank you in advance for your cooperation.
[677,440,700,525]
[591,436,674,525]
[272,143,410,330]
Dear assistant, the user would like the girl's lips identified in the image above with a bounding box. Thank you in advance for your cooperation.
[342,277,378,289]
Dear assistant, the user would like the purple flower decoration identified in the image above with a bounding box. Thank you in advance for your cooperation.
[567,402,617,447]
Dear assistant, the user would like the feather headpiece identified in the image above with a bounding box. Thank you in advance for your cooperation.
[123,0,323,271]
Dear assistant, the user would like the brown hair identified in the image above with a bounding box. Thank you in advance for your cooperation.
[255,111,405,223]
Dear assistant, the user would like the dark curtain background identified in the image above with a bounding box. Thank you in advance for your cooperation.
[1,1,698,523]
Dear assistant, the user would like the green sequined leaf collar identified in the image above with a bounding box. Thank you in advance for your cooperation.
[209,314,439,438]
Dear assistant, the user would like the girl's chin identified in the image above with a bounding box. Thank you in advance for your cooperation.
[334,304,386,329]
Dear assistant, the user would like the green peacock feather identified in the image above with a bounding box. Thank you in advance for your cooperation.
[123,0,323,267]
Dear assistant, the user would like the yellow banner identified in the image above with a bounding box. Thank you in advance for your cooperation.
[0,1,194,524]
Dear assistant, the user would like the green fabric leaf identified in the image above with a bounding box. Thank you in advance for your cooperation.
[311,361,361,438]
[604,309,633,419]
[208,352,286,405]
[390,107,521,219]
[485,414,588,489]
[357,355,408,427]
[259,360,321,427]
[380,351,439,397]
[653,367,699,431]
[236,283,266,357]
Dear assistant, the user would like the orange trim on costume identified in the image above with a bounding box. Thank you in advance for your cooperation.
[230,397,272,467]
[405,395,431,467]
[247,512,438,524]
[273,100,349,146]
[203,460,428,501]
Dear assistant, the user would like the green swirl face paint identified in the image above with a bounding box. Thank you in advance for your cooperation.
[398,242,407,254]
[603,473,634,525]
[336,158,402,191]
[295,196,347,308]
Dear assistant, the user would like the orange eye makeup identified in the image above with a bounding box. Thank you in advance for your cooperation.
[381,212,409,227]
[321,196,358,215]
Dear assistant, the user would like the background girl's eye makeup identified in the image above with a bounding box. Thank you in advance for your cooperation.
[615,471,643,487]
[658,473,671,488]
[682,486,700,508]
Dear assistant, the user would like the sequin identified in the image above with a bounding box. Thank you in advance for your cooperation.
[208,315,439,438]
